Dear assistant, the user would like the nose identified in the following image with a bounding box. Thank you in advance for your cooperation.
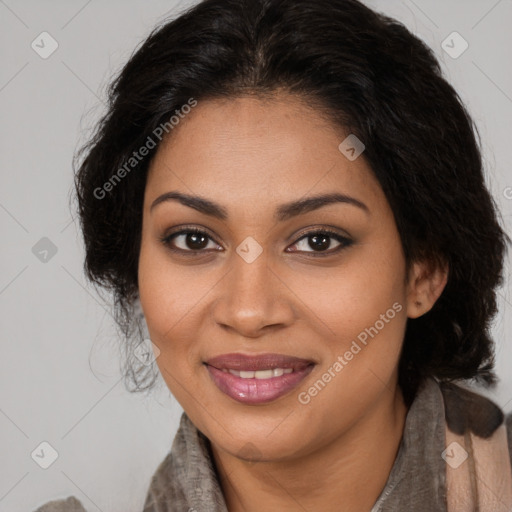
[211,251,296,338]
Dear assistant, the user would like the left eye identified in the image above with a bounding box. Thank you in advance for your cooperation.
[288,231,352,254]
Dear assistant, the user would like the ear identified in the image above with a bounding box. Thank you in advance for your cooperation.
[406,259,448,319]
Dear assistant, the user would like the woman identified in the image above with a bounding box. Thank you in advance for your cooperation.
[35,0,512,510]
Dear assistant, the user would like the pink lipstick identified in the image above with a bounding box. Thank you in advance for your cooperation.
[204,353,315,404]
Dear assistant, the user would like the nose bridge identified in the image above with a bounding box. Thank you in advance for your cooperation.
[212,249,293,335]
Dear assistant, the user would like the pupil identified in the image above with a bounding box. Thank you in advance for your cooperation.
[309,234,330,251]
[187,233,208,250]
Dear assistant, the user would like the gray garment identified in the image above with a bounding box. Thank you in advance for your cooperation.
[33,377,512,511]
[33,497,87,512]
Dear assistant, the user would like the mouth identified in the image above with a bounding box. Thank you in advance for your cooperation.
[204,353,315,404]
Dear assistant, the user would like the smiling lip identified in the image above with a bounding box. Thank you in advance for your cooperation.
[204,353,315,404]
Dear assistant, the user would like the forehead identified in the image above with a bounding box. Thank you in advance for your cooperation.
[145,94,383,210]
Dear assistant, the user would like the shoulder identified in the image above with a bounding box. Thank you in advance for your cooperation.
[438,380,512,464]
[32,496,87,512]
[439,380,505,436]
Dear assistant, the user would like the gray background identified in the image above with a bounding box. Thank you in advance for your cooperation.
[0,1,511,511]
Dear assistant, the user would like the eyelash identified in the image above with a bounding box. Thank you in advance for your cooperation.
[159,226,353,257]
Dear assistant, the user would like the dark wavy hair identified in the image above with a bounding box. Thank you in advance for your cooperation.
[74,0,509,405]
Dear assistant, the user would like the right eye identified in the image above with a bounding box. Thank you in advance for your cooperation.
[160,228,223,254]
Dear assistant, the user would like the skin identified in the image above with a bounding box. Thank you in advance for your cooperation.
[138,93,448,512]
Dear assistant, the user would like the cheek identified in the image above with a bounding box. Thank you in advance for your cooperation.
[138,242,208,357]
[292,258,407,424]
[138,244,214,407]
[287,230,408,397]
[290,239,406,337]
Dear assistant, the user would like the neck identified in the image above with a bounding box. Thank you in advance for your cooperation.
[210,384,408,512]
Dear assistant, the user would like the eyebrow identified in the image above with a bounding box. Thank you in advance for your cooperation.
[150,191,370,221]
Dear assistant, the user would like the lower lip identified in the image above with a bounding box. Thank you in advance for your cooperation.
[205,364,315,404]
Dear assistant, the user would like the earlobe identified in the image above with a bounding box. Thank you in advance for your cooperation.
[406,259,449,319]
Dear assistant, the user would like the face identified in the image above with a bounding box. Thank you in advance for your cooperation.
[138,94,438,462]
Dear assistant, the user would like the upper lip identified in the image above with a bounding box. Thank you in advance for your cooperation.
[205,353,315,371]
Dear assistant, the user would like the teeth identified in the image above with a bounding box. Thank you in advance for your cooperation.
[255,370,273,379]
[227,368,294,379]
